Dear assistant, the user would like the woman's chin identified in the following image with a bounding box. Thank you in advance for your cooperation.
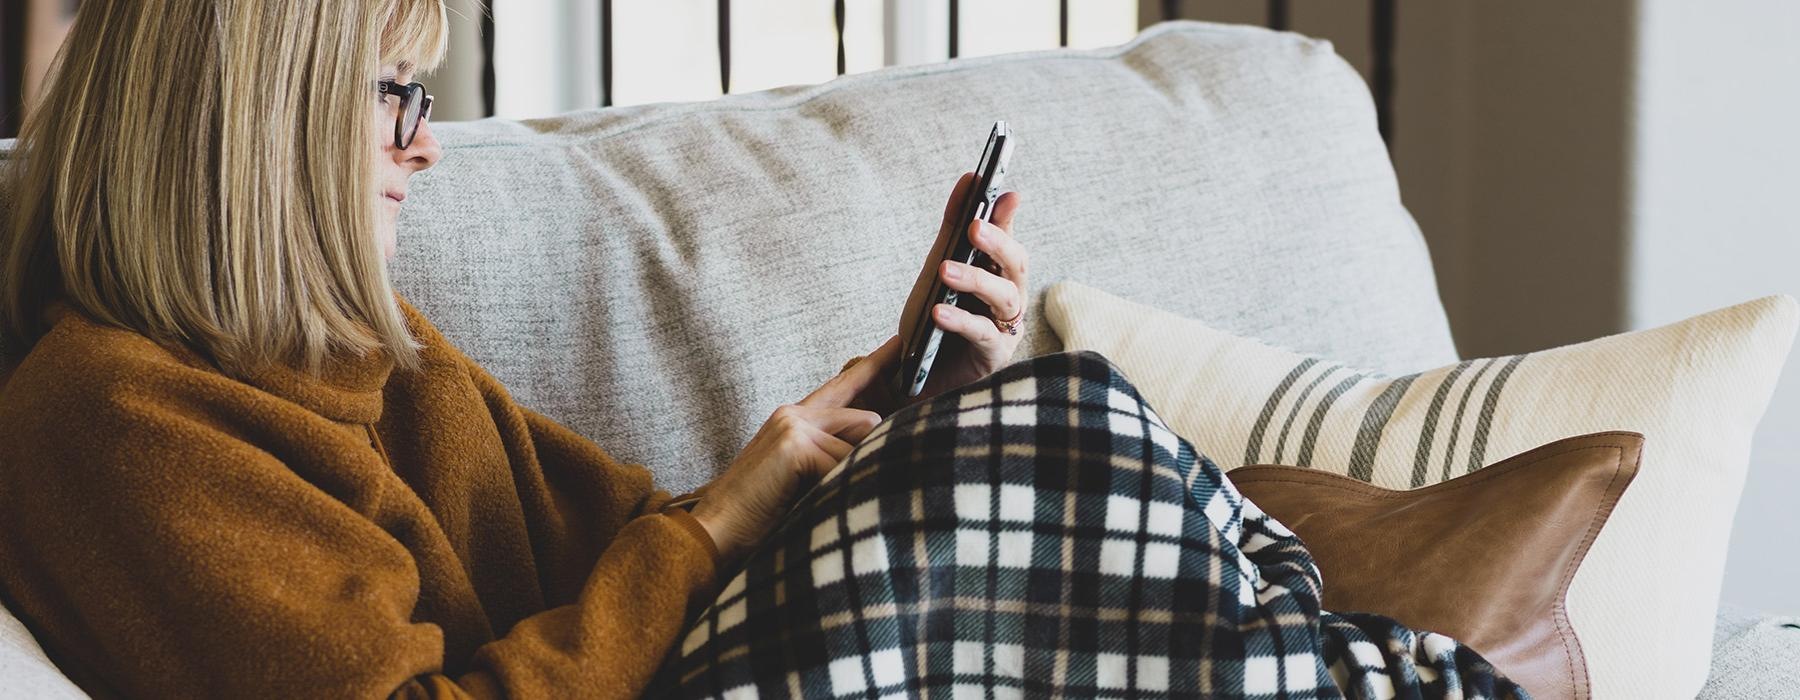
[378,233,398,262]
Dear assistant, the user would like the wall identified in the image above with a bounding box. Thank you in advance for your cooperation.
[1399,0,1799,617]
[1398,3,1637,359]
[1628,0,1800,616]
[1210,1,1797,616]
[431,0,487,122]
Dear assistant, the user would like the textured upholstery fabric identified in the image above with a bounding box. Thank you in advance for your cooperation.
[385,21,1457,496]
[1699,604,1800,699]
[1043,281,1799,699]
[0,611,85,698]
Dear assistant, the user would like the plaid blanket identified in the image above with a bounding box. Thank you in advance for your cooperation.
[657,351,1526,699]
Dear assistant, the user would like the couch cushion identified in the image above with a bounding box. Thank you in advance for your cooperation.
[1233,431,1644,700]
[0,608,85,698]
[1698,604,1800,699]
[1043,280,1798,699]
[383,20,1456,493]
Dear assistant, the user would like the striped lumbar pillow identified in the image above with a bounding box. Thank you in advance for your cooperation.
[1042,281,1798,700]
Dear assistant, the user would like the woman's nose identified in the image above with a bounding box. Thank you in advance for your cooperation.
[400,119,443,172]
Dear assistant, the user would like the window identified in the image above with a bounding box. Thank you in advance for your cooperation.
[490,0,1138,117]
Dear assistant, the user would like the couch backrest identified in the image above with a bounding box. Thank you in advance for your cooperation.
[0,21,1457,497]
[389,21,1455,492]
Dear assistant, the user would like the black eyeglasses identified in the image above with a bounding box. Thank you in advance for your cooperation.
[376,80,434,150]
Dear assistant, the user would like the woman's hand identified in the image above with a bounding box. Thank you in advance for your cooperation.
[689,335,903,566]
[900,172,1029,403]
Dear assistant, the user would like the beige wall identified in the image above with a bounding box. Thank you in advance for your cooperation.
[1627,0,1800,617]
[430,0,490,122]
[1142,2,1640,356]
[1397,3,1636,358]
[1144,2,1797,616]
[1395,0,1797,618]
[19,0,75,121]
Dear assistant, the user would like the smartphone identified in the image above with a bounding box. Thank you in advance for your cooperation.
[892,121,1015,399]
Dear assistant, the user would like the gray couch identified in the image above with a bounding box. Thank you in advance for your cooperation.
[0,19,1790,698]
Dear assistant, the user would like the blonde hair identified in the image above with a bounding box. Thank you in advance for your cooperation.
[0,0,449,377]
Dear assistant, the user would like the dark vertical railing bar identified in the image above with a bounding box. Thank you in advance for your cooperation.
[601,0,613,107]
[1371,0,1396,147]
[834,0,846,75]
[718,0,731,94]
[1266,0,1289,31]
[1161,0,1180,22]
[0,0,26,138]
[479,8,496,117]
[948,0,959,59]
[1059,0,1069,47]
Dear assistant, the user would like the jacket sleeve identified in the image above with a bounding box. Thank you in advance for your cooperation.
[0,384,718,700]
[448,507,718,699]
[450,357,725,697]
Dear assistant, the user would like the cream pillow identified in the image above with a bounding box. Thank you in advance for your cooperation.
[1043,281,1798,700]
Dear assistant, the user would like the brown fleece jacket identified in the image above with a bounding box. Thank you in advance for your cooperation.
[0,299,719,699]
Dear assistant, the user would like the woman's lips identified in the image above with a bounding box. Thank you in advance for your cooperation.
[384,191,407,203]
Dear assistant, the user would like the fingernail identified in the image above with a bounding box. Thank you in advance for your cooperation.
[943,263,961,281]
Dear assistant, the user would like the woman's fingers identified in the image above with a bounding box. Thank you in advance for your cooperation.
[989,190,1022,235]
[933,302,1003,349]
[775,407,868,478]
[817,406,882,444]
[861,333,904,372]
[770,403,883,444]
[698,401,879,562]
[939,259,1023,322]
[965,218,1029,290]
[802,427,856,468]
[938,172,976,232]
[801,334,902,409]
[940,216,1029,323]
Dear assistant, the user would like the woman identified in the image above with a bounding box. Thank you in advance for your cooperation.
[0,0,1029,696]
[0,1,1524,699]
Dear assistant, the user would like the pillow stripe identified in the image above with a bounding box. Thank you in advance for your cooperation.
[1271,365,1344,464]
[1228,351,1531,484]
[1466,354,1530,473]
[1242,358,1320,464]
[1347,375,1419,481]
[1439,357,1502,484]
[1409,359,1479,487]
[1295,373,1370,467]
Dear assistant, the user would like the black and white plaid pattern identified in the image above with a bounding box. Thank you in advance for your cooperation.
[657,351,1525,699]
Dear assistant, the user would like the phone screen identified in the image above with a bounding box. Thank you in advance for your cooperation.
[892,121,1015,399]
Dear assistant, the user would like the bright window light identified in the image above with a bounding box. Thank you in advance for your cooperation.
[958,0,1061,58]
[1069,0,1139,49]
[613,0,724,106]
[491,0,1139,111]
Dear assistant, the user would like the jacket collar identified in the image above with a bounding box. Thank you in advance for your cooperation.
[41,300,395,424]
[238,348,394,424]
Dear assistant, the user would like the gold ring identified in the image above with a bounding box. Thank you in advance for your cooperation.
[993,310,1024,336]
